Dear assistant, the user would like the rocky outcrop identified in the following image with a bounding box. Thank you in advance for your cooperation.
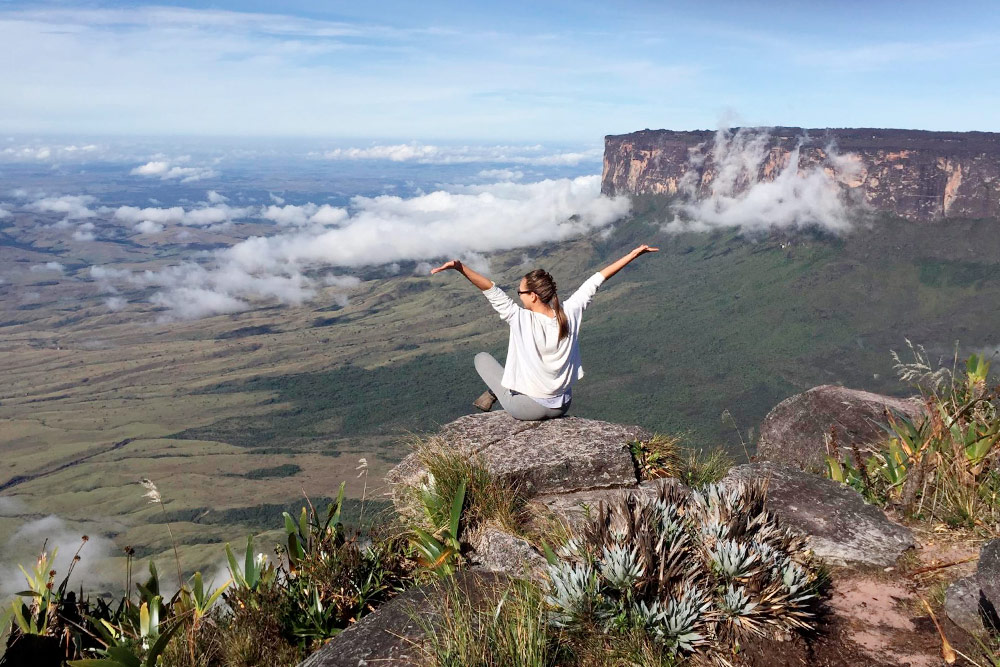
[602,127,1000,221]
[386,412,649,502]
[977,539,1000,631]
[943,539,1000,634]
[756,385,926,472]
[723,462,914,567]
[467,527,547,580]
[945,576,985,635]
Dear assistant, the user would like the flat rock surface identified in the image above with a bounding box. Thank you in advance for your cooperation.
[298,570,512,667]
[724,462,914,567]
[468,526,547,580]
[387,412,647,500]
[757,385,926,472]
[533,479,688,533]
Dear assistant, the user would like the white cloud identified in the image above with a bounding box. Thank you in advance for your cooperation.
[261,203,348,228]
[0,496,27,516]
[0,515,115,600]
[131,160,216,183]
[134,220,164,234]
[31,261,65,273]
[206,190,228,204]
[114,202,252,228]
[150,286,258,319]
[321,143,602,166]
[663,127,859,234]
[105,296,127,310]
[0,144,100,162]
[268,192,285,205]
[28,194,96,220]
[0,207,11,219]
[413,261,432,275]
[322,274,361,288]
[73,222,96,241]
[478,168,524,182]
[96,176,629,319]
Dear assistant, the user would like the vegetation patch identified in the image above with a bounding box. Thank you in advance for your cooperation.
[239,463,301,479]
[826,343,1000,535]
[543,480,827,663]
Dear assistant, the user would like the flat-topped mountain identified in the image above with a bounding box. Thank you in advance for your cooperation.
[602,127,1000,220]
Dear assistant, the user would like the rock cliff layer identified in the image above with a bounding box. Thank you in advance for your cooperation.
[602,127,1000,220]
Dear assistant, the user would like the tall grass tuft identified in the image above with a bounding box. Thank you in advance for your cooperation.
[419,577,560,667]
[407,436,526,535]
[679,447,734,487]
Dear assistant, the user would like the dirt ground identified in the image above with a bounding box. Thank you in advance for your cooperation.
[738,521,989,667]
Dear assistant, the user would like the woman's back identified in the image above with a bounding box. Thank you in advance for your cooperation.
[483,272,604,399]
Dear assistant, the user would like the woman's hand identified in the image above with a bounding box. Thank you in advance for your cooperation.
[430,259,493,289]
[430,260,462,274]
[600,243,659,280]
[631,244,659,257]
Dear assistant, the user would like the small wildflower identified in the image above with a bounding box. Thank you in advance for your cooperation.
[49,570,57,577]
[73,555,81,562]
[46,582,53,590]
[81,535,89,542]
[356,457,368,478]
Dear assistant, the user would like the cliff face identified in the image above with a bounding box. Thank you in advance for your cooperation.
[602,127,1000,221]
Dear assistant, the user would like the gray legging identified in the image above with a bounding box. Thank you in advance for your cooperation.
[474,352,569,421]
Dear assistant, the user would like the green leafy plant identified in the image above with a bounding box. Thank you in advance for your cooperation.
[412,479,465,577]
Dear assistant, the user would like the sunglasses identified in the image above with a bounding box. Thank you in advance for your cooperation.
[517,289,534,295]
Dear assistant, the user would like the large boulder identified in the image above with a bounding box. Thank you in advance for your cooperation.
[298,570,512,667]
[757,385,926,472]
[386,412,648,505]
[977,539,1000,631]
[723,462,914,567]
[944,576,985,635]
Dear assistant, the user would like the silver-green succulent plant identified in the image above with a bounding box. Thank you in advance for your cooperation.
[543,478,824,660]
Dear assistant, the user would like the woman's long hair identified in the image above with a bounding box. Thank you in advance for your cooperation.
[524,269,568,341]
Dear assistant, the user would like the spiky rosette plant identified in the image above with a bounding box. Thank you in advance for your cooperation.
[544,479,824,660]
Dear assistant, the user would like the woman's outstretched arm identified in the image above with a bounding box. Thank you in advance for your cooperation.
[599,244,659,280]
[430,260,494,290]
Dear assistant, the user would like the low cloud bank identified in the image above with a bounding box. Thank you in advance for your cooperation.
[92,175,630,319]
[0,515,115,600]
[27,194,97,220]
[130,159,216,183]
[321,142,602,166]
[663,127,861,233]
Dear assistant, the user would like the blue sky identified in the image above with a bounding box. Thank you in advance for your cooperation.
[1,0,998,141]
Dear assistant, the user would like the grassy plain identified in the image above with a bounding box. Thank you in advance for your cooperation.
[2,197,1000,587]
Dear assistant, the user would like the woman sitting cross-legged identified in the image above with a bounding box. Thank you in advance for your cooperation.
[430,244,658,421]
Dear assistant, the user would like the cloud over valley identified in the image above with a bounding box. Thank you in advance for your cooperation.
[88,176,630,319]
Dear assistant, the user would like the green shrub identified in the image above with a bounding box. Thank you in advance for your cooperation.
[241,464,301,479]
[2,481,414,665]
